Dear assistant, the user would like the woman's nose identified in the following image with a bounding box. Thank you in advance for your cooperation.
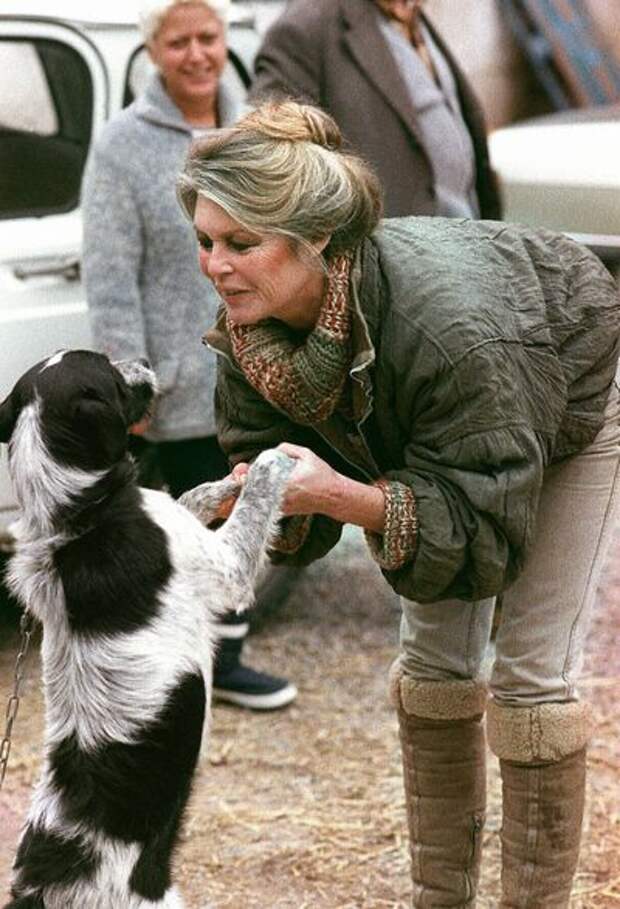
[186,38,203,61]
[202,244,230,279]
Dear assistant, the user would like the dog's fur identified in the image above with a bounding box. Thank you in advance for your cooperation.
[0,349,294,909]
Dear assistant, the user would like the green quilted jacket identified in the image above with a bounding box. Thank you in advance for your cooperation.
[205,217,620,603]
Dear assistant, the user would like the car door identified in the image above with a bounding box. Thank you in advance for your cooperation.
[0,17,108,538]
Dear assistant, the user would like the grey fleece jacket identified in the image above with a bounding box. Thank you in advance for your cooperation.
[82,73,245,442]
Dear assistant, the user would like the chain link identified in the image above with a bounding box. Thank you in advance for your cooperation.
[0,610,34,790]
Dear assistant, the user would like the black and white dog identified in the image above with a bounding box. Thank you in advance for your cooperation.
[0,349,294,908]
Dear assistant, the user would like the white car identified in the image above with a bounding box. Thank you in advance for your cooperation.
[489,105,620,275]
[0,1,262,545]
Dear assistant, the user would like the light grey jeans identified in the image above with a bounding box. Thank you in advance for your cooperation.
[400,382,620,707]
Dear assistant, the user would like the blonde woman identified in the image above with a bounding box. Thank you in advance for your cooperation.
[178,101,620,906]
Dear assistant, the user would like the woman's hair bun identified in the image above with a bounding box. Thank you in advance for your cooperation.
[240,100,343,150]
[178,98,383,257]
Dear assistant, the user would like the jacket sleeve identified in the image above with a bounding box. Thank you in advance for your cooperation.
[214,355,344,565]
[372,335,561,603]
[381,427,547,603]
[249,6,325,105]
[82,143,149,364]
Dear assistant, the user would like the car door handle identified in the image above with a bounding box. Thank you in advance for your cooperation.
[13,257,81,282]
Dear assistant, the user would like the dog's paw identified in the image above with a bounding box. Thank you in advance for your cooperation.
[180,477,241,525]
[250,449,295,484]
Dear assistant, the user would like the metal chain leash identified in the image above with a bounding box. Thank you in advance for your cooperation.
[0,610,34,790]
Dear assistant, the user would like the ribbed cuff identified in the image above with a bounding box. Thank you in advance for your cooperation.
[364,478,418,570]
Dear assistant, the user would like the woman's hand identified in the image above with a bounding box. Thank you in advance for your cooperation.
[213,464,249,520]
[235,446,386,533]
[274,443,385,533]
[129,416,151,436]
[276,443,344,517]
[231,462,250,482]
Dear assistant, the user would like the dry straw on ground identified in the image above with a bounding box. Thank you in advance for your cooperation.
[1,525,619,907]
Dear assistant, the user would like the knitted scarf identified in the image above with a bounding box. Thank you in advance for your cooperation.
[227,253,354,425]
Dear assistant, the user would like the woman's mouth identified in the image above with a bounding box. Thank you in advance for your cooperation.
[219,288,249,304]
[182,68,216,85]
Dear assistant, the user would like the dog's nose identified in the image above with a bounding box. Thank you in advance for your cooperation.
[138,358,151,369]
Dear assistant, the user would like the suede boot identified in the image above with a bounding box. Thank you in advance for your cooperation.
[487,700,590,908]
[391,665,488,908]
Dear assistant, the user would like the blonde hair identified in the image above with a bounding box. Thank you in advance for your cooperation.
[177,101,383,258]
[138,0,230,42]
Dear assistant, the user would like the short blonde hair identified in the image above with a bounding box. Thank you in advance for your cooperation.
[177,101,383,258]
[138,0,230,43]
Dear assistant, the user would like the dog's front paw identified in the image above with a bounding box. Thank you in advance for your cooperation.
[249,450,295,486]
[180,477,241,525]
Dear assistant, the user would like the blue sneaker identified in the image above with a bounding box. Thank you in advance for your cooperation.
[213,663,298,710]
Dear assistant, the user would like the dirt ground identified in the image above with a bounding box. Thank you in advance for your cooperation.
[1,524,619,908]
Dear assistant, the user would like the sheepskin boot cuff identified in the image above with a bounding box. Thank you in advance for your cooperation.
[389,658,489,720]
[487,699,592,764]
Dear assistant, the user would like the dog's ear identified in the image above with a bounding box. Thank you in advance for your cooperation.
[0,395,16,443]
[73,398,129,467]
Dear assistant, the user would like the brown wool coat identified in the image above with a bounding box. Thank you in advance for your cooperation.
[250,0,501,219]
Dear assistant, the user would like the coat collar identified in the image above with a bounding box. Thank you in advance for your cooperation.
[205,241,380,425]
[339,0,472,155]
[339,0,425,144]
[135,71,246,133]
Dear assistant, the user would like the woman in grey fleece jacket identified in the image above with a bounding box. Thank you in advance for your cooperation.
[82,0,296,711]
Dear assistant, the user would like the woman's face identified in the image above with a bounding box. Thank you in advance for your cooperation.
[194,197,328,330]
[148,3,227,111]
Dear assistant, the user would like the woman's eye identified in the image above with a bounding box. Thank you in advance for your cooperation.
[229,240,256,253]
[198,236,213,251]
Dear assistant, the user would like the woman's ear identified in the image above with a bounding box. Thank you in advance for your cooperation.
[312,235,332,256]
[145,40,160,69]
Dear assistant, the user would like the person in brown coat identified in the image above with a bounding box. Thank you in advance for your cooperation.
[250,0,501,219]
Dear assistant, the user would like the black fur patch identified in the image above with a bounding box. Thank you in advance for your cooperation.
[50,672,205,847]
[4,895,46,908]
[11,824,98,895]
[128,812,184,901]
[53,485,173,636]
[40,352,145,471]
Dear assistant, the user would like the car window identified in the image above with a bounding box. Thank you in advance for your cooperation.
[0,37,93,220]
[0,41,58,134]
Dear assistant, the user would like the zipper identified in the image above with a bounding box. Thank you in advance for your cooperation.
[465,813,484,900]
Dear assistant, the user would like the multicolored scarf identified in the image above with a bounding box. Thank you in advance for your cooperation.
[227,254,354,425]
